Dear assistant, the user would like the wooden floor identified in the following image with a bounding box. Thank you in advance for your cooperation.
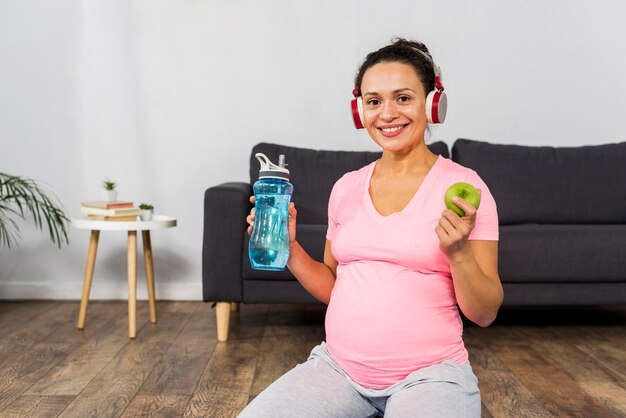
[0,301,624,418]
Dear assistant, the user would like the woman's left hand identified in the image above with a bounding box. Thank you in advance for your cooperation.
[435,189,481,258]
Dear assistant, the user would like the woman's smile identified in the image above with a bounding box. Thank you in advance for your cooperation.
[378,123,409,137]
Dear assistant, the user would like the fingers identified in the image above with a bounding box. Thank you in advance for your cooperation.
[246,211,254,236]
[288,202,297,219]
[247,195,255,236]
[438,210,461,236]
[450,196,477,219]
[438,210,455,231]
[434,224,447,241]
[246,207,255,223]
[288,202,297,243]
[438,208,472,239]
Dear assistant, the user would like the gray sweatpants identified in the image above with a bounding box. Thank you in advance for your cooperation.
[238,342,480,417]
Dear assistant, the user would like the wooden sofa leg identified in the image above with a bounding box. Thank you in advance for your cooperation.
[216,302,231,342]
[231,302,240,312]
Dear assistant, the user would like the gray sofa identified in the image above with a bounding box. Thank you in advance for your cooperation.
[452,139,626,305]
[203,139,626,340]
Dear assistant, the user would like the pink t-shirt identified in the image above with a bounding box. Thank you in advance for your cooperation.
[325,155,499,389]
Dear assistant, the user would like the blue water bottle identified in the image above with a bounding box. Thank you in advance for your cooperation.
[249,153,294,270]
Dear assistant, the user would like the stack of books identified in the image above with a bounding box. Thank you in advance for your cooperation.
[81,201,140,221]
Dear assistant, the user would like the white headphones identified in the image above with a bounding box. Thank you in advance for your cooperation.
[351,50,447,128]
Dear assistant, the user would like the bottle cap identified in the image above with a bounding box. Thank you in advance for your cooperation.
[255,153,290,180]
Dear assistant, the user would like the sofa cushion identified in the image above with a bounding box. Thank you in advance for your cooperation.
[250,142,450,224]
[452,139,626,224]
[500,224,626,283]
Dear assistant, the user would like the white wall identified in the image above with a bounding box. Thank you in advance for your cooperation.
[1,0,625,300]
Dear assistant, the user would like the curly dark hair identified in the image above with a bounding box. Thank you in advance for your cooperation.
[354,38,436,99]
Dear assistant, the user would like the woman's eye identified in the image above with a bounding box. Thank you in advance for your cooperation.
[366,99,380,106]
[398,95,411,103]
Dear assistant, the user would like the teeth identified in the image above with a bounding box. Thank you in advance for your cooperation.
[381,126,403,133]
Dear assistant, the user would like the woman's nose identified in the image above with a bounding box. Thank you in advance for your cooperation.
[380,101,398,120]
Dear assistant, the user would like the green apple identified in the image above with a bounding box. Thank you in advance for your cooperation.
[444,182,481,217]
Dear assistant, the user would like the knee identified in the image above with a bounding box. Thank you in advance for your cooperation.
[385,384,480,418]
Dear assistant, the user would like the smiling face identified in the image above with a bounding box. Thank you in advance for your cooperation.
[360,61,428,155]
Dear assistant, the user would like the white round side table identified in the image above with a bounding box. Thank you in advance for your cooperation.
[72,215,177,338]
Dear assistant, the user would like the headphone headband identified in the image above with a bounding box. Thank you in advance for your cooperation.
[412,47,434,65]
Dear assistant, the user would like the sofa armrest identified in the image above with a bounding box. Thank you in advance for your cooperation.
[202,182,253,302]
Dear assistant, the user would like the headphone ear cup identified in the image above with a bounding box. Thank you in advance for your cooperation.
[425,90,447,124]
[351,97,364,129]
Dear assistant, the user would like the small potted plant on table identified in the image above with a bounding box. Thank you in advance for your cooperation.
[139,203,154,221]
[102,178,117,202]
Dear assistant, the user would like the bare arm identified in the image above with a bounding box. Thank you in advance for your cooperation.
[247,197,337,304]
[447,240,502,327]
[287,239,337,304]
[435,192,504,327]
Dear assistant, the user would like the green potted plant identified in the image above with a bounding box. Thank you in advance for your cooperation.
[138,203,154,221]
[102,178,117,202]
[0,172,70,249]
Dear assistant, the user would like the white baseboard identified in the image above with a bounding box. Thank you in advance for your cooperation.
[0,281,203,301]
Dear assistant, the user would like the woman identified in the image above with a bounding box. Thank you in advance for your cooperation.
[239,38,502,418]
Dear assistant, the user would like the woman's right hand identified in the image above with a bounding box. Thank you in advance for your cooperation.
[247,194,332,303]
[246,196,255,236]
[287,201,297,245]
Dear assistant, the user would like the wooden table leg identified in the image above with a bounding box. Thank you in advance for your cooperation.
[142,230,157,324]
[128,231,137,338]
[77,230,100,329]
[216,302,231,342]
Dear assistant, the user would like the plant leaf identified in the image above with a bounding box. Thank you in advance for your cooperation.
[0,173,70,249]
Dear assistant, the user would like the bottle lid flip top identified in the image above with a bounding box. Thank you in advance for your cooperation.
[256,153,290,180]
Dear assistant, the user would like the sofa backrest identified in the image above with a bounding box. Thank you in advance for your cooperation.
[250,141,450,224]
[452,139,626,225]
